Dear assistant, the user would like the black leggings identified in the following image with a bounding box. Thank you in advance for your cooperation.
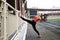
[20,17,40,35]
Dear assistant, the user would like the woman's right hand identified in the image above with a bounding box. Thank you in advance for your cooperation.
[18,13,21,17]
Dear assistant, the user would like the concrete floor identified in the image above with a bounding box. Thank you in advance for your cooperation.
[26,22,60,40]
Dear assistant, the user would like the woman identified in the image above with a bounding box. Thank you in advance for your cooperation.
[18,13,42,38]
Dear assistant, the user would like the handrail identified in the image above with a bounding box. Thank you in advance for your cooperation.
[11,22,27,40]
[9,22,25,40]
[8,30,17,40]
[2,0,18,12]
[18,22,25,30]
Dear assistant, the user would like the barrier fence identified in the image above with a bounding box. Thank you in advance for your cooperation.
[0,0,27,40]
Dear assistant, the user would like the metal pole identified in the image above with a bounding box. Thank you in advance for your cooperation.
[15,0,19,33]
[3,0,7,40]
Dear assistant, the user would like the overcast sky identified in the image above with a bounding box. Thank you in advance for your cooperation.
[26,0,60,9]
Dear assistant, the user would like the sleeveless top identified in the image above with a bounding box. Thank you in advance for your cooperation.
[33,16,39,22]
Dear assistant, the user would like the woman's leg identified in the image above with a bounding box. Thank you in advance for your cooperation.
[21,17,40,38]
[20,17,32,24]
[32,24,40,35]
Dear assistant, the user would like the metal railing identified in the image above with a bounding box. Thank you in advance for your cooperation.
[0,0,25,40]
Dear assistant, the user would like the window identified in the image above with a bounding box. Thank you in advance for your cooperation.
[30,9,37,15]
[16,0,20,10]
[7,0,15,8]
[7,0,15,15]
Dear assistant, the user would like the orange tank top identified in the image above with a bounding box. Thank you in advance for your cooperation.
[33,16,39,22]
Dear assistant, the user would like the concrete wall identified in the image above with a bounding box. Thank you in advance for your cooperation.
[6,13,17,36]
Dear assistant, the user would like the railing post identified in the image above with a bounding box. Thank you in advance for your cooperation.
[16,11,19,33]
[15,0,19,33]
[3,0,7,40]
